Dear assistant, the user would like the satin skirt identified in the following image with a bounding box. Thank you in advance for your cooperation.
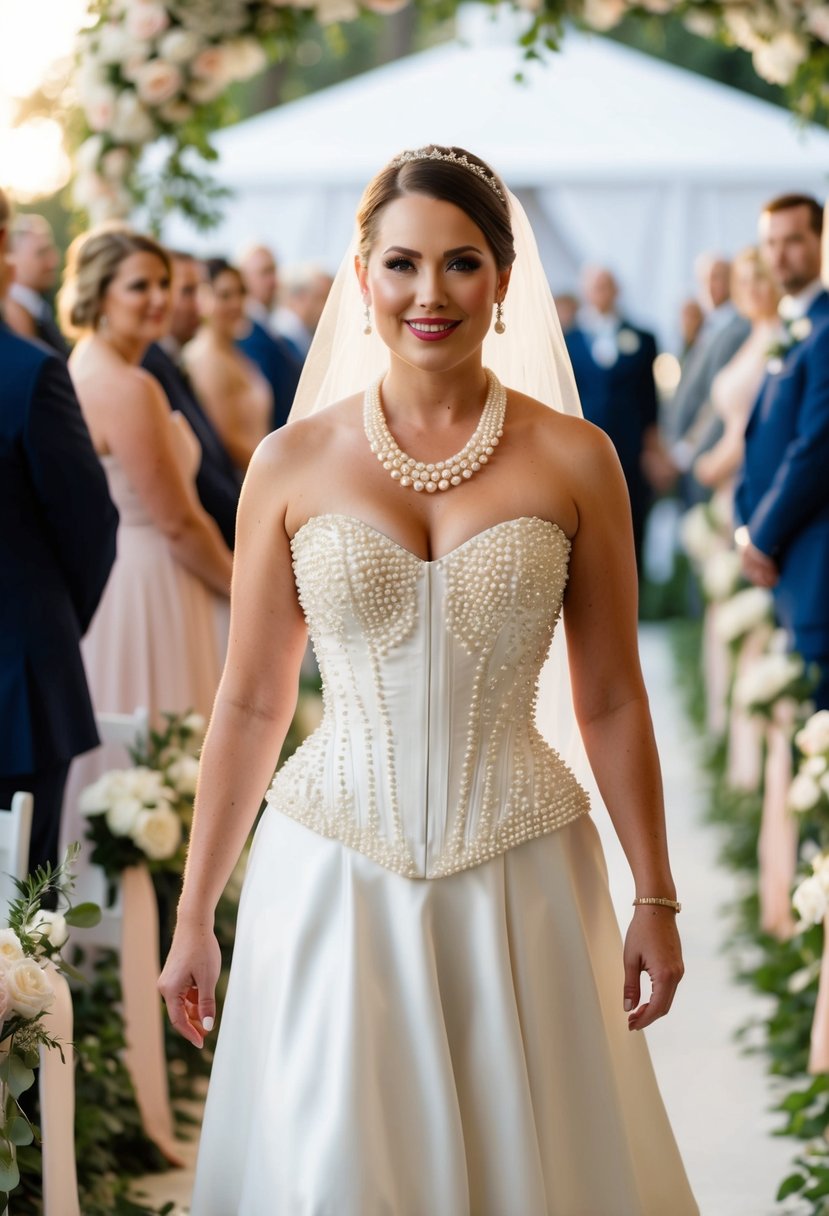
[191,811,697,1216]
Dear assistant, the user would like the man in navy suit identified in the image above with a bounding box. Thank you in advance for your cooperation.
[735,194,829,709]
[565,267,663,572]
[238,245,302,430]
[0,190,118,870]
[142,251,241,550]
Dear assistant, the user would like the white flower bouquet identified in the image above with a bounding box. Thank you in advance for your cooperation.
[680,501,732,568]
[700,548,743,603]
[79,710,204,879]
[732,633,817,720]
[793,852,829,930]
[0,847,101,1204]
[714,586,775,645]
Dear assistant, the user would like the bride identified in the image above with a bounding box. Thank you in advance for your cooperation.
[160,145,698,1215]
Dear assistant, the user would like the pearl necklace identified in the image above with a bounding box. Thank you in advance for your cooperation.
[364,368,506,493]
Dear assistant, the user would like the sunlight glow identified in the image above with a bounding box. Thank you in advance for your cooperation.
[0,118,73,202]
[0,0,89,99]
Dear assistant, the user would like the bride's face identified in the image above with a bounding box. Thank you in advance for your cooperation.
[357,193,509,370]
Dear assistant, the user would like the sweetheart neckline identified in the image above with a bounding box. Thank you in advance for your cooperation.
[290,513,570,565]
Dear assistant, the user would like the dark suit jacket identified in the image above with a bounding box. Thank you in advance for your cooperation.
[0,323,118,773]
[565,319,658,516]
[236,319,302,431]
[735,291,829,651]
[142,343,241,550]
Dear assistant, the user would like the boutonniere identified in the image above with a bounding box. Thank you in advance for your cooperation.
[766,316,813,374]
[616,328,641,355]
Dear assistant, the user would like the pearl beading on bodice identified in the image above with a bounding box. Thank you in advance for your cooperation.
[265,514,590,879]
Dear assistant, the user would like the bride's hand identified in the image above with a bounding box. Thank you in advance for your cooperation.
[622,907,684,1031]
[158,916,222,1048]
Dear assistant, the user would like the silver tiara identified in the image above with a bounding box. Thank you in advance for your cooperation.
[390,147,506,203]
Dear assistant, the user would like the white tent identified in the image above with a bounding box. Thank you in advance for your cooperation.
[164,4,829,345]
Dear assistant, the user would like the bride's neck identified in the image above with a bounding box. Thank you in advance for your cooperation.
[381,359,489,430]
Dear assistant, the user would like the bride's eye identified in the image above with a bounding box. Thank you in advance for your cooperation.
[384,257,415,272]
[448,257,481,273]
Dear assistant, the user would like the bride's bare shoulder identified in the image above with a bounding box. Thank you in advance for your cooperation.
[249,392,362,471]
[507,388,601,447]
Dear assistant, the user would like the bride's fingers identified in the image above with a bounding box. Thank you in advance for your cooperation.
[627,970,681,1031]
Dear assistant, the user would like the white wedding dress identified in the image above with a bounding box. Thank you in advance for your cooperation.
[191,513,697,1215]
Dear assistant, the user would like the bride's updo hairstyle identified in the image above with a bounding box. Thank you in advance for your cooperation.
[59,223,171,337]
[356,144,516,272]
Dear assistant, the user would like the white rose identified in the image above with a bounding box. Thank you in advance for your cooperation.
[167,753,200,797]
[753,32,809,86]
[315,0,361,22]
[733,652,805,709]
[79,772,115,816]
[75,58,108,103]
[95,20,135,64]
[131,805,182,861]
[796,710,829,757]
[702,549,742,602]
[807,6,829,44]
[0,968,11,1031]
[126,1,170,42]
[159,28,203,63]
[790,317,813,342]
[804,756,829,778]
[134,58,184,107]
[714,587,773,643]
[581,0,627,32]
[120,44,154,84]
[24,910,69,953]
[75,134,104,174]
[680,504,723,564]
[0,930,25,968]
[124,766,168,801]
[788,773,822,813]
[83,85,118,133]
[111,90,157,144]
[224,38,268,82]
[182,711,207,737]
[6,959,54,1019]
[191,45,232,82]
[724,7,763,52]
[106,795,143,837]
[684,11,719,39]
[793,874,828,927]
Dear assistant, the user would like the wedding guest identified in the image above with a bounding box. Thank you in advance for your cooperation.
[0,189,118,871]
[553,291,579,335]
[59,226,232,855]
[272,262,333,359]
[667,254,750,501]
[679,298,705,359]
[736,194,829,710]
[238,243,302,429]
[694,248,782,502]
[4,213,71,358]
[183,257,272,473]
[565,265,665,572]
[143,251,241,550]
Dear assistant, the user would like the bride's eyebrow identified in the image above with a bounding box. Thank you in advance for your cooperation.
[382,245,484,258]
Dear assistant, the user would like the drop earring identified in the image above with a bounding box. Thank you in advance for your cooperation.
[494,301,506,334]
[363,303,372,336]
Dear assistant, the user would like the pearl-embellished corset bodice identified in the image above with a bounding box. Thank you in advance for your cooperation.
[265,514,590,878]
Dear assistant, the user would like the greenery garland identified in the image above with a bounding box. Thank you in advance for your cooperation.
[66,0,829,229]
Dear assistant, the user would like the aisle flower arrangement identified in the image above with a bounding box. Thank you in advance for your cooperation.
[65,0,829,227]
[0,847,100,1208]
[78,710,204,882]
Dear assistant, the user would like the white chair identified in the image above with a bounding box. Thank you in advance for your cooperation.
[0,791,33,915]
[0,790,80,1215]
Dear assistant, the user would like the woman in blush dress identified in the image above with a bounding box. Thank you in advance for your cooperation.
[161,146,697,1215]
[59,227,233,854]
[694,247,782,504]
[183,258,272,473]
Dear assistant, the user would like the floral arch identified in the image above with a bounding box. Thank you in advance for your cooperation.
[72,0,829,227]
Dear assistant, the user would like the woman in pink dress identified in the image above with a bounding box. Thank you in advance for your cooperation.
[60,228,233,853]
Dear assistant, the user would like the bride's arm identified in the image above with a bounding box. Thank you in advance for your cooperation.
[159,429,308,1045]
[561,422,683,1032]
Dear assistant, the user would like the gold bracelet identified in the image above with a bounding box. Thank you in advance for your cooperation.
[632,896,682,913]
